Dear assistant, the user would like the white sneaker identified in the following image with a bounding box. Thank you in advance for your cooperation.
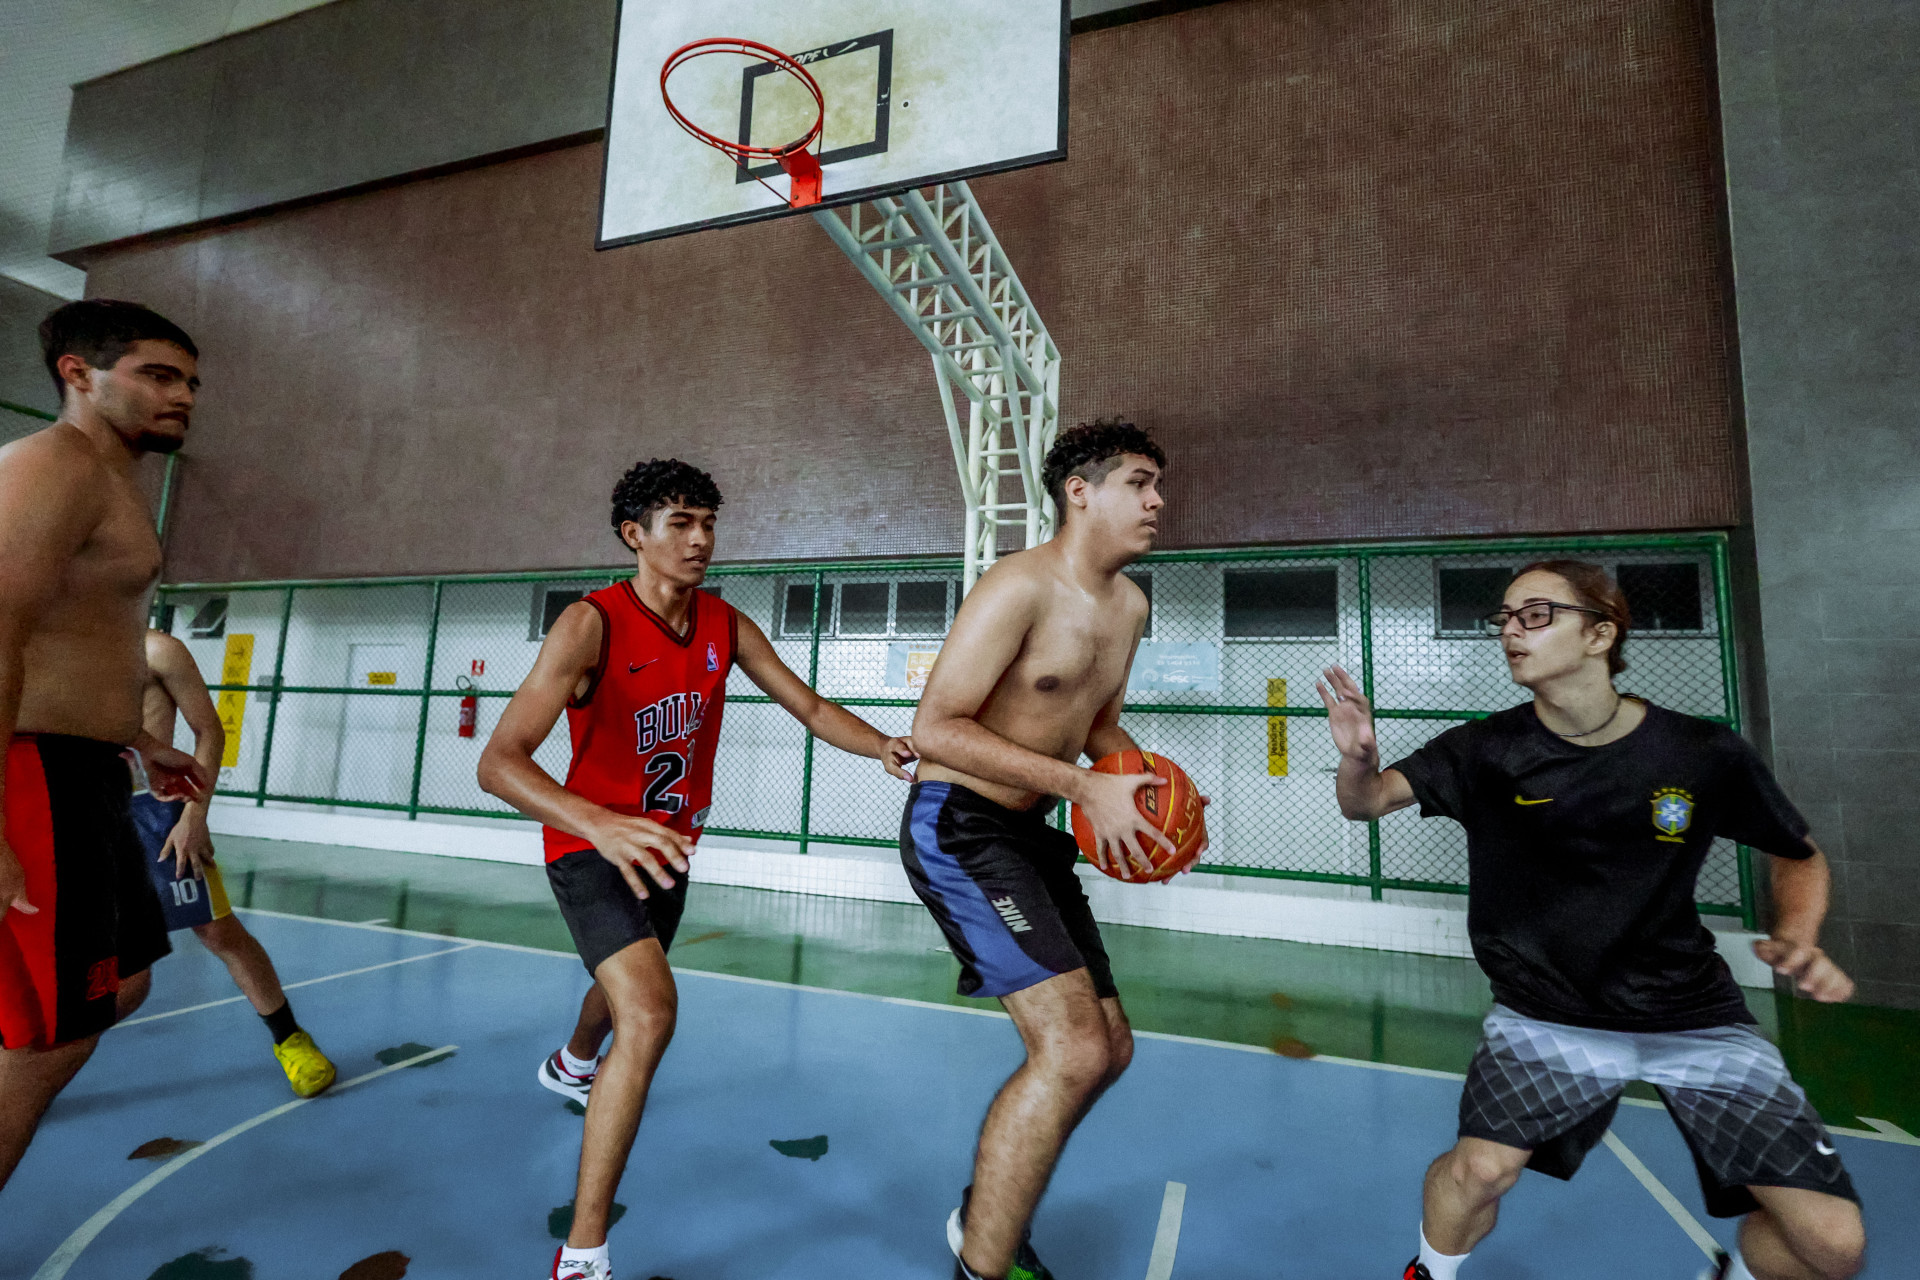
[538,1049,596,1105]
[551,1245,612,1279]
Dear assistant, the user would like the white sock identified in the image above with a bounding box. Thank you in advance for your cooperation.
[1722,1253,1757,1280]
[559,1045,598,1077]
[557,1241,609,1271]
[1418,1226,1470,1280]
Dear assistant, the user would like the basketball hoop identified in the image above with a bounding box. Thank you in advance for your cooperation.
[661,38,826,208]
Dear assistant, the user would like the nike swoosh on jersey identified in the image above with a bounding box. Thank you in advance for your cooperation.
[1513,795,1555,805]
[628,660,657,673]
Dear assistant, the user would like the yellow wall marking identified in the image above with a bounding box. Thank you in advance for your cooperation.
[1267,678,1288,777]
[216,635,254,768]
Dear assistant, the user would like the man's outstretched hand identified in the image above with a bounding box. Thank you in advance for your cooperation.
[1753,938,1854,1003]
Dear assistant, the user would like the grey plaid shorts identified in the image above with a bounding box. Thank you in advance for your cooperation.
[1458,1005,1857,1217]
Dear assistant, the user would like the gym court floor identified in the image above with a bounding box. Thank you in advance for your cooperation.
[6,837,1917,1280]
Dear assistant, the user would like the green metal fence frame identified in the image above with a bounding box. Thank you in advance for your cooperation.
[157,531,1754,926]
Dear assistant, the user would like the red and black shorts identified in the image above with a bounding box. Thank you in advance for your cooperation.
[0,735,171,1050]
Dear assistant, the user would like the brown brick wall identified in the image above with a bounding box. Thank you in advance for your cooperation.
[86,0,1738,581]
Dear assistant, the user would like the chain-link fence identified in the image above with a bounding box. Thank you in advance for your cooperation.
[156,533,1752,925]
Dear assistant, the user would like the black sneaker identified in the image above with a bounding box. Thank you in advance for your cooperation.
[947,1185,1053,1280]
[1402,1261,1434,1280]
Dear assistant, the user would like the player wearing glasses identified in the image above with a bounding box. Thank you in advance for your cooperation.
[1317,560,1864,1280]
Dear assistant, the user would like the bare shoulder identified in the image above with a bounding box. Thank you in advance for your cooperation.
[542,598,605,665]
[0,423,103,490]
[144,628,194,671]
[963,550,1048,609]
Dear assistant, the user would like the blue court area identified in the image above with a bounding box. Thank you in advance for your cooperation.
[7,909,1917,1280]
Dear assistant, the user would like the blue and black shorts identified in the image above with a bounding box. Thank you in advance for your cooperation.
[899,780,1116,1001]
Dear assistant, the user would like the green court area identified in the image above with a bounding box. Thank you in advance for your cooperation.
[204,835,1920,1137]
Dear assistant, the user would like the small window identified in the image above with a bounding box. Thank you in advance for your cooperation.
[1435,566,1514,636]
[1618,563,1704,632]
[1125,570,1154,639]
[895,580,950,636]
[1225,569,1338,638]
[781,582,818,638]
[837,582,890,636]
[530,586,587,640]
[187,596,229,639]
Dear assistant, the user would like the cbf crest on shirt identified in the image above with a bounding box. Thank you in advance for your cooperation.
[1652,787,1695,841]
[543,583,736,863]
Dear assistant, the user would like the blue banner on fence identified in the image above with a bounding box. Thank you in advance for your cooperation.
[1127,641,1220,692]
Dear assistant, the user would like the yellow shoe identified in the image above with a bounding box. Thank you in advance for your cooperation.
[273,1031,337,1097]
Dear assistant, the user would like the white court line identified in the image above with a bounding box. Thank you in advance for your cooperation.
[1855,1117,1920,1145]
[31,1044,458,1280]
[1601,1130,1719,1259]
[115,943,476,1027]
[1144,1181,1186,1280]
[357,917,390,925]
[230,909,1920,1146]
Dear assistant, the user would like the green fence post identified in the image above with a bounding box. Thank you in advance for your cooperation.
[254,587,295,806]
[1357,553,1383,901]
[1709,537,1760,929]
[797,570,825,854]
[407,582,444,819]
[154,453,179,543]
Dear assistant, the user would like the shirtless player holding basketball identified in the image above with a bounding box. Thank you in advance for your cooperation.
[906,418,1178,1280]
[0,300,211,1190]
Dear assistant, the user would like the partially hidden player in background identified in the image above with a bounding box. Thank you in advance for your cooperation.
[1319,560,1864,1280]
[0,300,212,1191]
[478,459,915,1280]
[907,419,1183,1280]
[134,627,337,1097]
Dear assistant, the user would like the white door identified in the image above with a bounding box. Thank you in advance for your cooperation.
[333,642,415,806]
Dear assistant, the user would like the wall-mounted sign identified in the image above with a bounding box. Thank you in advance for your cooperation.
[886,643,943,692]
[367,671,398,686]
[1128,642,1220,693]
[216,634,254,768]
[1268,677,1288,777]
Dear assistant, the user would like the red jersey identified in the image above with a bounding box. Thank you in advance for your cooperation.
[542,582,736,862]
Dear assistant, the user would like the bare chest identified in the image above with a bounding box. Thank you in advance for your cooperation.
[52,483,161,621]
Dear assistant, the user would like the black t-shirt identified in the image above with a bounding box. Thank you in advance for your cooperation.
[1391,701,1811,1033]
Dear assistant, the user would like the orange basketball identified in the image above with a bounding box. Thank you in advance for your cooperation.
[1070,750,1206,883]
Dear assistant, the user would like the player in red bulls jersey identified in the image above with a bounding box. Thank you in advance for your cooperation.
[479,458,915,1280]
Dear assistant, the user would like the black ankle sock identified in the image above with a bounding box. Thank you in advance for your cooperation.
[261,1000,301,1045]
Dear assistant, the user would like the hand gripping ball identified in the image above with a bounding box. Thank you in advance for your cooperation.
[1070,750,1206,882]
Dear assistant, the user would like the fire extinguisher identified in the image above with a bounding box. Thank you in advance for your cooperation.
[456,675,479,738]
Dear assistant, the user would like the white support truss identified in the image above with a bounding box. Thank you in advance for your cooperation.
[812,182,1061,593]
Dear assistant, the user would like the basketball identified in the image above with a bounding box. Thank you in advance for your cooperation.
[1070,750,1206,883]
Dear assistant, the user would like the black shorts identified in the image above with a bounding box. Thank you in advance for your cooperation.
[0,735,170,1049]
[546,847,689,976]
[1459,1005,1858,1217]
[899,781,1116,1001]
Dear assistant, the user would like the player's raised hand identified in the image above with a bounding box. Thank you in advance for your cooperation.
[1077,769,1172,881]
[880,735,918,781]
[1317,666,1378,766]
[1753,938,1855,1003]
[591,812,692,899]
[0,842,35,915]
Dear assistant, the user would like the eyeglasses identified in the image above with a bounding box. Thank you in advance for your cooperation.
[1480,602,1604,636]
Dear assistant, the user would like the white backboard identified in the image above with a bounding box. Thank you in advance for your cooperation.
[597,1,1069,248]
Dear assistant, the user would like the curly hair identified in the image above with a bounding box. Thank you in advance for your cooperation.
[1041,418,1166,516]
[1515,559,1632,676]
[610,458,723,542]
[40,299,198,401]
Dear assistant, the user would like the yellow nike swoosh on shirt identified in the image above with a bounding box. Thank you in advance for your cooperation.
[1514,796,1555,806]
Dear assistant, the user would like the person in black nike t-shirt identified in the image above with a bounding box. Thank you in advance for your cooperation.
[1318,560,1864,1280]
